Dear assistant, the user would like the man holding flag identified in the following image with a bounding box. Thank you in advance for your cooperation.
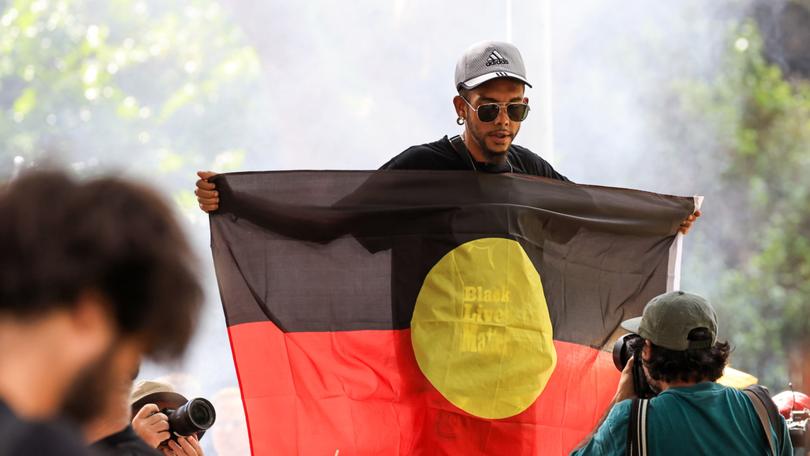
[194,41,701,454]
[194,40,700,234]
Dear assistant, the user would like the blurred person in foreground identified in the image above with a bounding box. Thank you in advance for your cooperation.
[193,41,700,234]
[0,170,203,455]
[129,380,205,456]
[571,291,791,455]
[84,362,158,455]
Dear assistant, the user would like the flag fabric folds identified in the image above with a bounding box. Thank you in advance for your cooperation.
[209,170,695,455]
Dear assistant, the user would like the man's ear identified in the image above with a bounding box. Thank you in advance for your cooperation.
[452,96,466,118]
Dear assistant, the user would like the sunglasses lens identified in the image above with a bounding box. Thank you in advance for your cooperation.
[507,104,530,122]
[474,104,529,122]
[476,104,500,122]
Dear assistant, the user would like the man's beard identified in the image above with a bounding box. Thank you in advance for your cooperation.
[59,343,117,424]
[468,126,511,164]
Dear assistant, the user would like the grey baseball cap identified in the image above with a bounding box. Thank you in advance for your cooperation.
[455,41,532,91]
[620,291,718,351]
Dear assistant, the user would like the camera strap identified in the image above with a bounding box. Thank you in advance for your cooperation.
[744,385,784,456]
[626,398,649,456]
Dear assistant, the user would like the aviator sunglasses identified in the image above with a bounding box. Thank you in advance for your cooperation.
[461,97,530,123]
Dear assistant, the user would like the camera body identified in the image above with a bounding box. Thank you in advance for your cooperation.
[612,333,656,399]
[160,397,217,441]
[786,409,809,455]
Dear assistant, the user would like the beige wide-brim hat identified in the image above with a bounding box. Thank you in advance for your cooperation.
[130,380,188,412]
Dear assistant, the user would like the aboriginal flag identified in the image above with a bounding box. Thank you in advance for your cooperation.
[210,171,695,455]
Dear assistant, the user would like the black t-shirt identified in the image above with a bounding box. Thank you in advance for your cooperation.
[89,425,159,456]
[0,399,89,456]
[379,135,570,181]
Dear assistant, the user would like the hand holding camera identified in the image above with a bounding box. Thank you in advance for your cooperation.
[132,403,170,448]
[130,380,216,455]
[132,400,210,456]
[612,333,656,399]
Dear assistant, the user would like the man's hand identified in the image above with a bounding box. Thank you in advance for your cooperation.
[679,209,701,234]
[613,357,638,405]
[132,403,170,448]
[162,435,204,456]
[195,171,219,212]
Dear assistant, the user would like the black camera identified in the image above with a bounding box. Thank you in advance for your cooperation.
[786,409,809,455]
[161,397,217,439]
[612,333,656,399]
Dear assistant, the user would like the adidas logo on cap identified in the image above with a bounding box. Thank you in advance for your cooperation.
[485,50,509,66]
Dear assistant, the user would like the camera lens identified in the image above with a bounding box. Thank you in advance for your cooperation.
[612,333,642,371]
[189,399,213,426]
[167,397,216,436]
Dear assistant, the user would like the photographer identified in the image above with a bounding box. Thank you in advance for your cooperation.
[130,380,207,456]
[572,291,792,455]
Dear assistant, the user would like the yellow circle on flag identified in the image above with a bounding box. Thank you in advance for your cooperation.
[411,237,557,419]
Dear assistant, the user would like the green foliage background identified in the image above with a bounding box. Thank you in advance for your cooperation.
[649,18,810,389]
[0,0,263,210]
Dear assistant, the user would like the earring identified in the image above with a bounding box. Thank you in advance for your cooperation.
[456,117,465,125]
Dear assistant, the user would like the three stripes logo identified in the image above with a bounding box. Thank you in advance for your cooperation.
[485,50,509,66]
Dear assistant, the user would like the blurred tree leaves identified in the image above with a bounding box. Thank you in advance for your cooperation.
[653,13,810,389]
[0,0,264,207]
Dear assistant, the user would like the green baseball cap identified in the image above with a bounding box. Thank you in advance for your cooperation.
[620,291,718,351]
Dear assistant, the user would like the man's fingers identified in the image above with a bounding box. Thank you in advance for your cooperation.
[197,198,219,207]
[146,412,169,425]
[177,436,200,455]
[168,439,193,456]
[194,188,218,199]
[195,179,216,191]
[196,188,219,212]
[694,209,702,217]
[678,209,700,235]
[134,403,160,419]
[623,356,635,374]
[151,420,170,432]
[196,196,219,205]
[197,198,218,207]
[197,170,218,180]
[195,171,219,215]
[187,435,202,453]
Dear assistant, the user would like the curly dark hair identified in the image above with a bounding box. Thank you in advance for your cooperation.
[0,170,203,360]
[641,329,731,384]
